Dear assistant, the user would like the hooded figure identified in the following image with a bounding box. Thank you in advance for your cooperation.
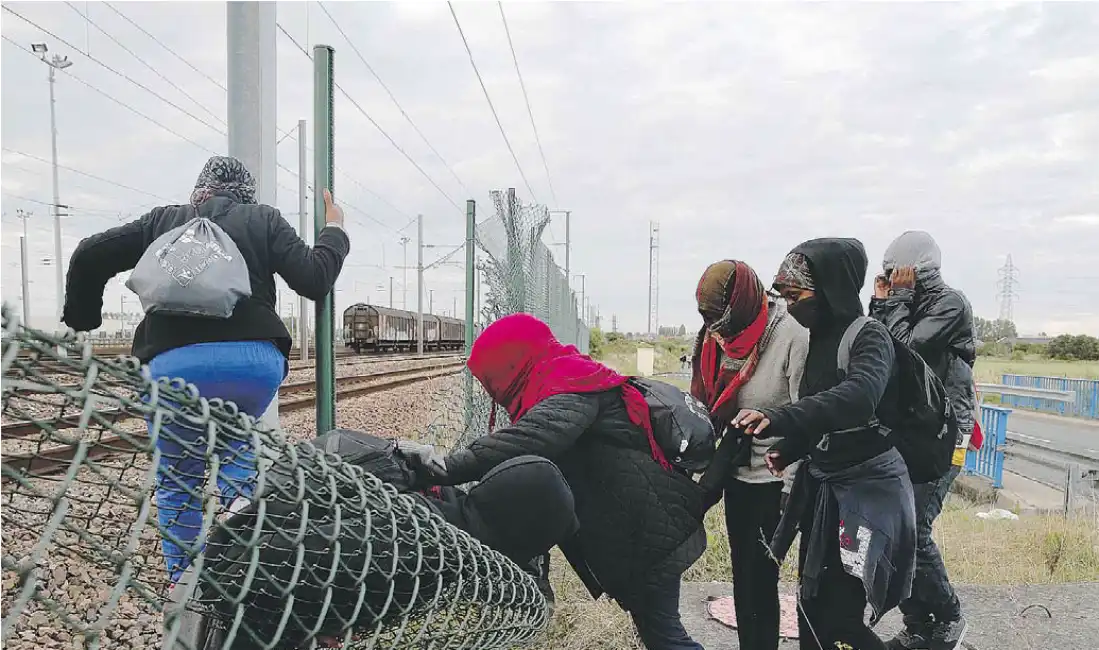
[405,313,707,650]
[690,260,808,650]
[62,155,350,585]
[736,238,916,650]
[871,231,975,649]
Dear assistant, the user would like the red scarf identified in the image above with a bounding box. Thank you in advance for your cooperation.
[467,313,671,471]
[690,261,769,422]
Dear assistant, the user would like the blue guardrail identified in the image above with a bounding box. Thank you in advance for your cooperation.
[1000,374,1099,420]
[965,405,1010,488]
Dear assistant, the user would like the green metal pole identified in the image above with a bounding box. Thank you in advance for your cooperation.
[464,200,476,354]
[463,199,476,433]
[313,44,336,436]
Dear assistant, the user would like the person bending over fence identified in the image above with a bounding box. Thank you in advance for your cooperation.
[62,155,350,584]
[398,313,709,650]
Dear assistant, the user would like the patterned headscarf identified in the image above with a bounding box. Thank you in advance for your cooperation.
[691,260,769,423]
[772,252,814,292]
[190,156,257,207]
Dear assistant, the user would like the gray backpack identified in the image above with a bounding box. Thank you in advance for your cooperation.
[126,212,251,318]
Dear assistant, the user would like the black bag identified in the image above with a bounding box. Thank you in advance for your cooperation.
[316,427,420,492]
[838,317,957,484]
[628,377,717,473]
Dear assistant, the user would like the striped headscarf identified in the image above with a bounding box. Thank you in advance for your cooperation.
[190,156,257,208]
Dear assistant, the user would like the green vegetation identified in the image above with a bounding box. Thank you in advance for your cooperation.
[590,332,693,377]
[974,355,1099,382]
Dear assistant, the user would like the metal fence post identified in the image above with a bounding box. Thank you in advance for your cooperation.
[464,200,476,433]
[313,44,336,436]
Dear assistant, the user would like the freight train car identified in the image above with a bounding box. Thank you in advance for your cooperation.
[342,304,467,353]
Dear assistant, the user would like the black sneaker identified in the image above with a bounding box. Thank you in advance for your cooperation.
[928,616,968,650]
[885,624,932,650]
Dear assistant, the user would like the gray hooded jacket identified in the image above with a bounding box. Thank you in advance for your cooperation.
[869,231,978,438]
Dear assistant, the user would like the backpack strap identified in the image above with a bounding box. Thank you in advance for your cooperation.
[825,316,884,445]
[836,316,876,375]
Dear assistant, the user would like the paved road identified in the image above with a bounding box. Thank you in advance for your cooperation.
[1006,410,1099,458]
[682,581,1099,650]
[1001,409,1099,495]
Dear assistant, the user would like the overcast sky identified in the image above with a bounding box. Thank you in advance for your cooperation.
[3,1,1098,336]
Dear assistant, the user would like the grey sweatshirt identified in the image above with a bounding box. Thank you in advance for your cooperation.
[729,303,809,486]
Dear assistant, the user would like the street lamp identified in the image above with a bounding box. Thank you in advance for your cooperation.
[33,41,73,328]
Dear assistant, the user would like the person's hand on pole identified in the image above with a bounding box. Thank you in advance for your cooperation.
[323,188,344,228]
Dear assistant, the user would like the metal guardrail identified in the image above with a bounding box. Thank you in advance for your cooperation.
[1000,374,1099,420]
[976,382,1076,403]
[965,405,1010,488]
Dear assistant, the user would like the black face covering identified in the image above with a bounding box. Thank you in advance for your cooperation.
[788,296,821,330]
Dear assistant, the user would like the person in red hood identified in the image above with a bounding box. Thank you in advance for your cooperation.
[400,313,708,650]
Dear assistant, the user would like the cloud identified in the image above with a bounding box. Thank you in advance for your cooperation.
[2,1,1098,338]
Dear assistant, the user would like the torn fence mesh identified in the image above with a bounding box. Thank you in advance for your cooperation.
[0,305,547,650]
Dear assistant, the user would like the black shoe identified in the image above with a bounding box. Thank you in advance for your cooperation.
[928,616,968,650]
[885,623,932,650]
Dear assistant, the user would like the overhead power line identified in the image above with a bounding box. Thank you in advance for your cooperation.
[2,5,227,136]
[64,2,226,127]
[317,1,473,198]
[498,2,558,207]
[2,147,176,203]
[275,22,464,214]
[448,2,539,203]
[102,1,227,92]
[0,35,220,156]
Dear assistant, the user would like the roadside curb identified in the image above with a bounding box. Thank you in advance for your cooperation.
[951,473,1061,515]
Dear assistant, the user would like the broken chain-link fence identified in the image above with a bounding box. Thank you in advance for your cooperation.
[0,305,547,650]
[459,190,589,448]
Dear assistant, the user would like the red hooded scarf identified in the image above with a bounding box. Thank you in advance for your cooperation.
[467,313,671,471]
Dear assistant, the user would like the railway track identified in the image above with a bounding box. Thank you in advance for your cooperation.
[1,358,465,478]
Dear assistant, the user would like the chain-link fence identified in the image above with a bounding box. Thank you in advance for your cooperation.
[0,305,547,650]
[457,190,589,448]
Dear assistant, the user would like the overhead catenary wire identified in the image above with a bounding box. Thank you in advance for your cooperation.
[498,2,558,207]
[1,33,222,156]
[102,1,227,92]
[317,1,474,199]
[448,2,539,203]
[275,21,465,215]
[2,5,227,137]
[63,2,227,127]
[2,148,176,203]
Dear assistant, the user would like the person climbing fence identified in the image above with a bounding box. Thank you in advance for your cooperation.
[0,305,548,650]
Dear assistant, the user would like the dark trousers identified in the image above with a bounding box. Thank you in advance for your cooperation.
[724,480,783,650]
[448,455,580,567]
[629,573,705,650]
[797,507,886,650]
[899,466,962,625]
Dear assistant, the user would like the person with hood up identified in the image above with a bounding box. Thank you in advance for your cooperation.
[870,231,976,650]
[398,312,708,650]
[732,238,917,650]
[690,260,808,650]
[62,156,350,584]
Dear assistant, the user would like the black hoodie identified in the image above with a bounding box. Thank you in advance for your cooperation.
[765,238,898,472]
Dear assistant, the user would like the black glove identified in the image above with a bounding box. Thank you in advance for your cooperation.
[394,440,448,486]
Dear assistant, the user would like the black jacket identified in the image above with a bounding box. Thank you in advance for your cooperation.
[442,390,707,610]
[63,194,349,364]
[870,273,977,436]
[765,238,898,472]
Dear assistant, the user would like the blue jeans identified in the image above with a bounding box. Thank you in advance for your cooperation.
[147,340,284,583]
[899,465,962,624]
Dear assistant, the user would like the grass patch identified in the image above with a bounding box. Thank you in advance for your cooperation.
[530,497,1099,649]
[974,356,1099,383]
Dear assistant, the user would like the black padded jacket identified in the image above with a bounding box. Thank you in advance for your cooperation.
[442,390,707,610]
[62,193,349,365]
[869,273,978,438]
